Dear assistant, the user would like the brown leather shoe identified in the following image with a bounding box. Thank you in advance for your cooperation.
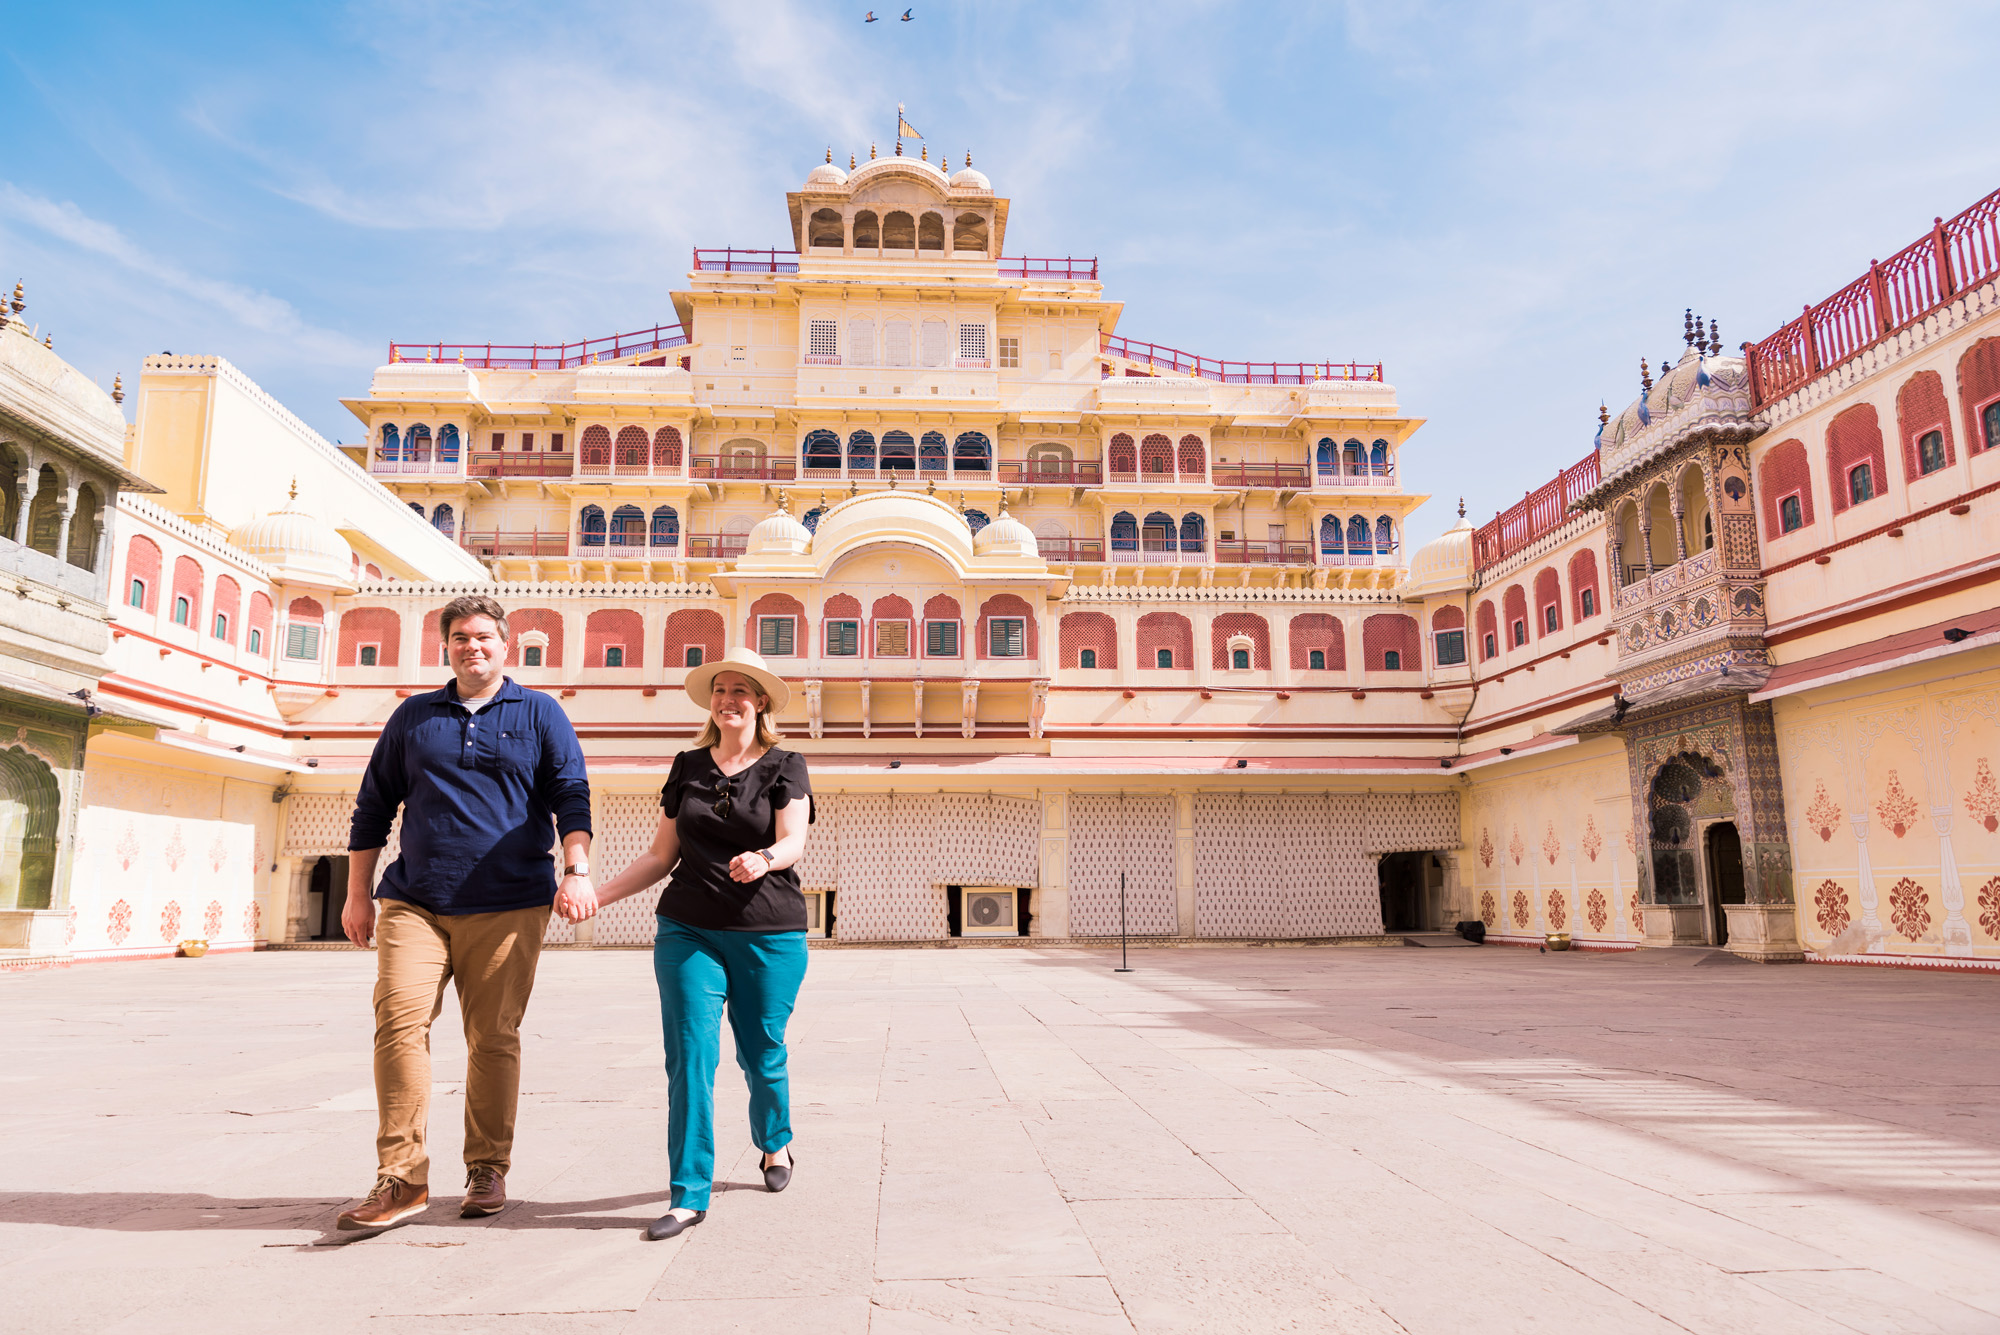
[336,1176,428,1231]
[461,1166,506,1217]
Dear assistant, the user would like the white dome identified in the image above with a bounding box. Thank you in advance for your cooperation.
[747,501,812,556]
[230,486,354,587]
[1401,514,1476,598]
[972,507,1036,557]
[805,160,848,188]
[949,164,992,193]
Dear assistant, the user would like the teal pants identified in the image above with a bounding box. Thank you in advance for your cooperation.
[653,917,808,1210]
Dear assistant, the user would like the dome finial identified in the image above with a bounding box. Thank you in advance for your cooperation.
[1709,318,1720,354]
[920,144,927,161]
[112,373,123,404]
[849,153,857,169]
[1598,401,1610,427]
[1458,497,1466,518]
[288,477,299,501]
[777,488,791,513]
[8,281,22,315]
[1684,308,1695,347]
[1639,358,1652,394]
[870,143,876,160]
[965,150,972,168]
[894,139,902,156]
[825,146,833,163]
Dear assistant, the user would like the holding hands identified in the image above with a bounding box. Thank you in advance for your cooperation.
[555,872,598,923]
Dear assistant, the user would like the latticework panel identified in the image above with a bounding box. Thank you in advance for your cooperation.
[284,793,360,857]
[1067,795,1176,936]
[796,791,840,892]
[931,794,1039,886]
[1195,793,1380,937]
[1363,792,1461,853]
[1283,794,1343,936]
[580,794,668,946]
[832,793,946,941]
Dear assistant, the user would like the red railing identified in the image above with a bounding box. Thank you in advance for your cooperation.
[461,532,569,558]
[1101,333,1382,385]
[388,324,688,370]
[1214,539,1314,565]
[1001,256,1098,280]
[1747,185,2000,406]
[691,456,796,482]
[1472,452,1602,571]
[468,453,575,478]
[693,248,801,273]
[1000,460,1103,486]
[1038,538,1106,562]
[683,534,749,559]
[1212,462,1310,488]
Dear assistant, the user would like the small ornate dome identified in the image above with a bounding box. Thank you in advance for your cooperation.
[972,506,1036,557]
[804,152,848,188]
[1401,511,1476,598]
[747,497,813,556]
[949,163,991,192]
[230,482,354,586]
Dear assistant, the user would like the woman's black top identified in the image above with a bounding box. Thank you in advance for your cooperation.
[657,746,814,932]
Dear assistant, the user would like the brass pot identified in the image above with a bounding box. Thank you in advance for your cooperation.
[1544,932,1572,951]
[178,939,210,958]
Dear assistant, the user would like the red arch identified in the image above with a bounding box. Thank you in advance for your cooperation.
[1533,567,1563,636]
[1361,613,1420,671]
[1501,585,1528,649]
[1827,404,1886,512]
[338,607,402,667]
[1958,335,2000,452]
[212,575,242,643]
[1136,611,1192,669]
[124,535,161,612]
[586,609,644,667]
[247,591,273,656]
[1177,433,1206,476]
[1475,600,1498,660]
[504,608,564,667]
[1289,613,1344,670]
[1108,432,1136,474]
[171,555,203,627]
[746,594,806,658]
[1568,548,1601,621]
[580,424,612,467]
[976,593,1039,659]
[1896,369,1956,481]
[664,609,723,668]
[1758,438,1814,538]
[1210,612,1270,669]
[1140,433,1173,475]
[654,425,684,468]
[1059,611,1116,668]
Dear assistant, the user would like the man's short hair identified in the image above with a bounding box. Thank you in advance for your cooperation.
[439,595,510,642]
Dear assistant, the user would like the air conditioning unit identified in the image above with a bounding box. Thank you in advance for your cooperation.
[961,886,1020,937]
[802,889,829,939]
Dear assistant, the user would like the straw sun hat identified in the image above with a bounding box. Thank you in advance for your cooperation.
[683,646,791,714]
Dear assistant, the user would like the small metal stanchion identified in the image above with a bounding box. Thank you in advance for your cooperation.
[1115,871,1133,972]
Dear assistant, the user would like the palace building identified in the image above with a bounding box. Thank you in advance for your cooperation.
[8,151,2000,972]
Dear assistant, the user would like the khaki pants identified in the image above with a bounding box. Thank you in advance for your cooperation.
[372,898,551,1186]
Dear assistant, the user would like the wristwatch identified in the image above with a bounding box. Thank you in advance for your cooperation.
[755,848,777,866]
[562,863,590,878]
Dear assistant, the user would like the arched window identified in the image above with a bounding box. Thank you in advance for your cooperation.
[406,424,433,465]
[801,507,824,534]
[952,212,988,251]
[1319,514,1342,555]
[615,425,648,469]
[1375,516,1395,552]
[1142,510,1174,554]
[610,504,645,545]
[952,431,991,470]
[1109,432,1137,475]
[804,429,841,469]
[1343,439,1364,474]
[1110,511,1138,553]
[379,423,401,462]
[580,424,611,467]
[854,210,880,248]
[67,483,100,570]
[1347,515,1369,553]
[654,425,684,469]
[918,430,947,471]
[917,212,945,250]
[1177,434,1205,476]
[1370,440,1389,476]
[965,509,990,532]
[1179,513,1206,552]
[651,506,680,547]
[1080,648,1097,669]
[848,430,877,470]
[1140,433,1172,475]
[408,502,424,515]
[1309,650,1326,670]
[431,503,455,538]
[579,505,606,547]
[1315,438,1337,477]
[808,208,843,247]
[884,431,918,471]
[438,424,461,463]
[883,210,916,249]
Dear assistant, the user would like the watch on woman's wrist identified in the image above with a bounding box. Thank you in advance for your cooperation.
[756,848,776,866]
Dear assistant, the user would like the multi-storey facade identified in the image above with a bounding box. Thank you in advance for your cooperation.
[9,152,1997,974]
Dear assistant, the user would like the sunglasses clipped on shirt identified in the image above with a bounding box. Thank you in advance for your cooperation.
[712,774,735,820]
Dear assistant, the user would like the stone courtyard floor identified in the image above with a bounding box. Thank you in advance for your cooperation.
[2,944,1998,1334]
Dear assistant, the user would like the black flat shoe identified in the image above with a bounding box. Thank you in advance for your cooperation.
[643,1209,705,1241]
[762,1147,794,1193]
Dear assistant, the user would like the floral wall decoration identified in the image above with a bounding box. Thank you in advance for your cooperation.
[202,900,223,938]
[159,900,182,942]
[1509,826,1524,866]
[1511,889,1530,929]
[1806,782,1842,841]
[1876,771,1919,838]
[107,899,131,946]
[1887,877,1931,940]
[164,825,187,872]
[1978,877,2000,941]
[1546,888,1567,931]
[1480,891,1496,927]
[1965,759,2000,833]
[1814,879,1851,936]
[1582,816,1602,862]
[1479,828,1494,868]
[1587,888,1608,931]
[1542,822,1561,866]
[115,825,139,872]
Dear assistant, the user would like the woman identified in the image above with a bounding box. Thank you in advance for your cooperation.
[584,646,812,1241]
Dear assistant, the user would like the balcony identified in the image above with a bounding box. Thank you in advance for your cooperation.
[584,540,680,560]
[1214,539,1314,565]
[683,533,749,560]
[1212,463,1309,489]
[461,531,569,558]
[1000,256,1099,280]
[1116,540,1208,564]
[693,248,801,274]
[1313,465,1396,489]
[691,456,796,482]
[371,455,463,476]
[387,323,687,371]
[1000,460,1103,486]
[1038,538,1106,563]
[1101,333,1382,386]
[468,453,576,478]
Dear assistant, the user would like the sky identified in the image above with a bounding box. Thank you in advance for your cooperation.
[5,0,2000,550]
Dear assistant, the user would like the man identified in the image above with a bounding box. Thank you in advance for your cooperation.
[337,595,594,1231]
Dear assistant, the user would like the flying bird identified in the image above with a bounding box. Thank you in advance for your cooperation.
[901,8,914,18]
[864,10,878,20]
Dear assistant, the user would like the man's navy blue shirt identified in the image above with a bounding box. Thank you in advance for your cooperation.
[349,677,592,915]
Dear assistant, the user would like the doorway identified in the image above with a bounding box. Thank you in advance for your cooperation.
[1702,822,1745,946]
[1378,852,1430,933]
[306,855,351,941]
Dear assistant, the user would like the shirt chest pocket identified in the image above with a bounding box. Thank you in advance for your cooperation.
[492,728,537,774]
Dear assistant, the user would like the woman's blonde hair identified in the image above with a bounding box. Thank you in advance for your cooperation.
[692,675,784,749]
